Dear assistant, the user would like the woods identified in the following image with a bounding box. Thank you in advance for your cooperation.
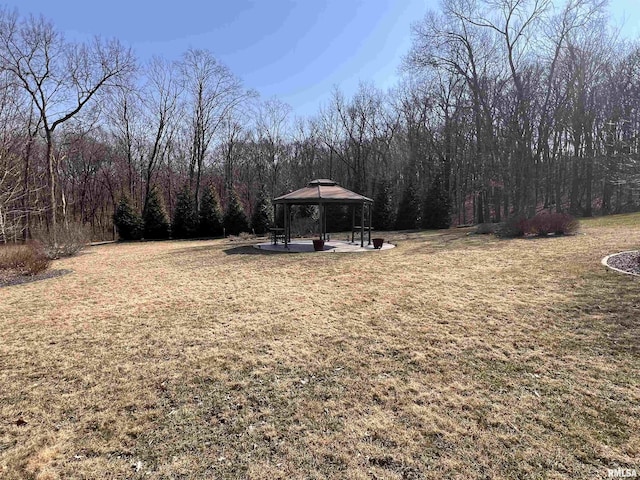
[0,0,638,242]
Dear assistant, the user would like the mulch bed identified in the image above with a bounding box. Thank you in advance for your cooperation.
[606,251,640,276]
[0,269,72,288]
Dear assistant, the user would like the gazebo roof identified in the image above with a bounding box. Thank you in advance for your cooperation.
[273,179,372,204]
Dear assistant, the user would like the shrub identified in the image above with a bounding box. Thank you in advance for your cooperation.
[529,212,579,236]
[32,222,90,258]
[475,223,496,235]
[551,213,579,235]
[495,215,528,238]
[422,176,451,230]
[528,213,552,236]
[496,212,579,238]
[373,179,395,231]
[0,241,50,275]
[113,196,143,240]
[223,189,249,236]
[143,187,170,239]
[172,186,198,239]
[199,186,223,237]
[250,190,272,235]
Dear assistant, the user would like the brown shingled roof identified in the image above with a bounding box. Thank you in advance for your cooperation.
[273,179,372,204]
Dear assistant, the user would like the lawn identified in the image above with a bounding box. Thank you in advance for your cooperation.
[1,214,639,479]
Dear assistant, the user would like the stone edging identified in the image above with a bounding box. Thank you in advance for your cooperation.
[601,251,640,277]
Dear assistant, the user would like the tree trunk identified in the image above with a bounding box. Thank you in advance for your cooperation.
[46,133,58,246]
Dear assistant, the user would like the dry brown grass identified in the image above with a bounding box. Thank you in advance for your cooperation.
[1,215,639,479]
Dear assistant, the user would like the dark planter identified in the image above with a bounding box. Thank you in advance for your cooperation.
[312,239,325,251]
[372,238,384,249]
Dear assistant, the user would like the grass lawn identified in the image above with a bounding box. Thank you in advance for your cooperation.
[1,214,639,479]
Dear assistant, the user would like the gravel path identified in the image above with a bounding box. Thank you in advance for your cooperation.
[606,251,640,276]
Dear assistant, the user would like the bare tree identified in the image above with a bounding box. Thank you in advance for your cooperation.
[139,57,182,212]
[0,8,135,244]
[255,97,292,198]
[178,48,253,208]
[105,80,144,204]
[0,151,25,242]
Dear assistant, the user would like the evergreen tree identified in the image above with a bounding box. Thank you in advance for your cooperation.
[326,204,350,232]
[298,204,315,218]
[422,176,452,229]
[199,185,223,237]
[395,182,421,230]
[223,189,249,235]
[143,187,170,239]
[250,189,273,235]
[274,203,284,228]
[372,179,395,231]
[113,195,143,240]
[172,186,198,238]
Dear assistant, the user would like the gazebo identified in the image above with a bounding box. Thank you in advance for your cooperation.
[273,179,373,248]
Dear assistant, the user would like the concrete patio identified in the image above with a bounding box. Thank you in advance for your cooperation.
[254,239,395,253]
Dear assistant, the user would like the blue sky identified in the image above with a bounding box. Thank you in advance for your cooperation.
[4,0,640,117]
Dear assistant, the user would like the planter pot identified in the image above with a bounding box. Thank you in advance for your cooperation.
[372,238,384,249]
[312,239,325,251]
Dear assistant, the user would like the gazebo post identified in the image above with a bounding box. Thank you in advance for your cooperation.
[368,203,372,245]
[318,203,323,240]
[284,203,289,247]
[360,202,365,247]
[323,203,327,240]
[351,206,355,243]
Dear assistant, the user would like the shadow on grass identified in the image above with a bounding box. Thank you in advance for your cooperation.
[223,246,280,256]
[0,269,72,288]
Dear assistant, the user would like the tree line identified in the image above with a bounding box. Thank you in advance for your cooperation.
[0,0,638,242]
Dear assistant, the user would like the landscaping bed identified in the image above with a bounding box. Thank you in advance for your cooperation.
[605,251,640,276]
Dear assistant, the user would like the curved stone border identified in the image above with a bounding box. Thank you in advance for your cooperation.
[601,251,640,277]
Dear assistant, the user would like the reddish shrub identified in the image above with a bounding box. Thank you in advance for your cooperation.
[549,213,579,235]
[496,212,579,238]
[528,212,579,236]
[0,241,50,275]
[528,213,552,236]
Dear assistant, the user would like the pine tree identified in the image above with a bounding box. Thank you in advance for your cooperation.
[274,203,284,228]
[395,182,420,230]
[172,186,198,238]
[143,187,170,239]
[199,185,223,237]
[372,179,395,231]
[326,204,350,232]
[113,195,143,240]
[422,176,452,229]
[250,189,272,235]
[223,189,249,236]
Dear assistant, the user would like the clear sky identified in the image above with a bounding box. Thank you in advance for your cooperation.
[3,0,640,118]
